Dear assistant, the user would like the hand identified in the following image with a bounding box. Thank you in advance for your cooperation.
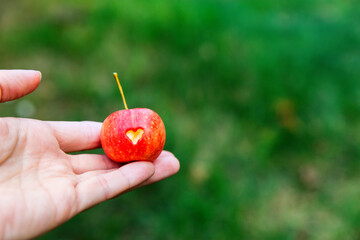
[0,70,180,239]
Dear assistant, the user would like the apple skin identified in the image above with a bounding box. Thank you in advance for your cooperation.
[100,108,166,162]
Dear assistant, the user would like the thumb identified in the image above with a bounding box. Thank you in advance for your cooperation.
[0,70,41,103]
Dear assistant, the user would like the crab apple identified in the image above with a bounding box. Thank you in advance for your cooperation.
[101,108,166,162]
[100,73,166,162]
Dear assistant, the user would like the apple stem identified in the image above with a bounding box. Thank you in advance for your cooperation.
[113,72,128,110]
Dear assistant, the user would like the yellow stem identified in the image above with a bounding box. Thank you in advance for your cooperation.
[113,72,128,110]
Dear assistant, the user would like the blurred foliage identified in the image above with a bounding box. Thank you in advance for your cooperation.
[1,0,360,239]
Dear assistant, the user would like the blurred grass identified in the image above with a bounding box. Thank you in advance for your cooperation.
[1,0,360,239]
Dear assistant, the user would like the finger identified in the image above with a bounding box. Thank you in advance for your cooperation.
[46,121,102,152]
[70,154,122,174]
[126,151,180,191]
[75,161,155,212]
[0,70,41,102]
[77,151,179,182]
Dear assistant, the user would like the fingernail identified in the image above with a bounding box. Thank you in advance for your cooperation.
[33,70,42,81]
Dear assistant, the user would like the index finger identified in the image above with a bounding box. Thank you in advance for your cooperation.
[47,121,102,152]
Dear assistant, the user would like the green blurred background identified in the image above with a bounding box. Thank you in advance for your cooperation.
[1,0,360,239]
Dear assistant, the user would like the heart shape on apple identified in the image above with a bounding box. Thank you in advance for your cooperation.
[126,128,144,145]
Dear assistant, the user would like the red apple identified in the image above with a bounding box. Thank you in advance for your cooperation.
[101,108,166,162]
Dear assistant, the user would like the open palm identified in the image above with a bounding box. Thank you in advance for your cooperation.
[0,70,179,239]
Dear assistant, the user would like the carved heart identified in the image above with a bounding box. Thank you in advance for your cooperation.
[126,128,144,145]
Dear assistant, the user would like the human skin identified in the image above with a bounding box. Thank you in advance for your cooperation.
[0,70,180,239]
